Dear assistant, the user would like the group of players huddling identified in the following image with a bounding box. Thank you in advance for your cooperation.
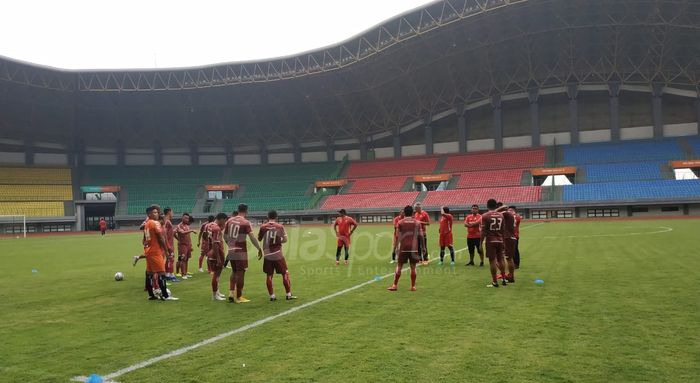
[130,198,522,302]
[386,200,522,290]
[133,203,296,303]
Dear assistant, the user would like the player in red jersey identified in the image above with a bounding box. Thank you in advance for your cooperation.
[438,206,455,266]
[388,205,421,292]
[175,213,197,280]
[497,202,516,283]
[99,217,107,236]
[413,203,430,265]
[162,208,177,281]
[464,204,484,267]
[390,209,405,264]
[481,199,508,288]
[197,215,215,273]
[511,206,522,269]
[143,205,177,300]
[224,203,263,303]
[207,213,228,301]
[257,210,297,301]
[333,209,358,265]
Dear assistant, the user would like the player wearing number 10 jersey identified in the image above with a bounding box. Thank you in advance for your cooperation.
[224,203,263,303]
[257,210,296,301]
[481,199,508,288]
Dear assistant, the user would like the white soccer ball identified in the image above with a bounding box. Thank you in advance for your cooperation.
[114,272,124,281]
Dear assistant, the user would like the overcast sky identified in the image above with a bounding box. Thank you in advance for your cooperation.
[0,0,434,70]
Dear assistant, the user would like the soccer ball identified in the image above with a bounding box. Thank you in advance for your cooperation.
[114,272,124,281]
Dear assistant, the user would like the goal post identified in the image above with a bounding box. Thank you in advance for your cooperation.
[0,215,27,238]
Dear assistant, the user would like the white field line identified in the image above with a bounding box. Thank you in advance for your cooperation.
[541,226,673,239]
[72,223,544,382]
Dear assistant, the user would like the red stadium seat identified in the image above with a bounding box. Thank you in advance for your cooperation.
[321,192,419,210]
[442,149,545,172]
[345,157,439,178]
[347,176,409,193]
[455,169,525,189]
[421,187,541,207]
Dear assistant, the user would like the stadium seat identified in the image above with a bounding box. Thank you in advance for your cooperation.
[321,192,419,210]
[454,169,525,189]
[562,139,684,164]
[344,157,439,178]
[0,167,73,217]
[442,149,545,172]
[0,201,65,217]
[346,176,409,193]
[421,187,541,207]
[583,162,664,183]
[563,180,700,202]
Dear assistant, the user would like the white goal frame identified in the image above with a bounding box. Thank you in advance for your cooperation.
[0,215,27,238]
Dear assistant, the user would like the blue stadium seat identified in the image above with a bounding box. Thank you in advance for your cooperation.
[583,162,664,183]
[563,180,700,202]
[562,139,684,164]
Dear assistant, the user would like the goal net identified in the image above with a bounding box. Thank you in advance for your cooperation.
[0,215,27,238]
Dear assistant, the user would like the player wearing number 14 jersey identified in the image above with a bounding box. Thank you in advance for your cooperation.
[481,199,509,288]
[257,210,296,301]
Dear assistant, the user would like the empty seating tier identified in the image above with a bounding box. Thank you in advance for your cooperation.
[455,169,525,189]
[347,176,408,194]
[345,157,439,178]
[562,139,684,165]
[442,149,545,173]
[421,187,541,207]
[583,162,664,183]
[0,201,65,217]
[0,167,72,185]
[563,180,700,202]
[321,192,419,210]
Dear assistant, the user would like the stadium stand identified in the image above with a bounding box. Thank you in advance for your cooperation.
[321,191,419,210]
[222,162,339,212]
[583,162,664,183]
[346,176,409,194]
[83,166,224,215]
[83,163,340,214]
[442,149,545,172]
[687,136,700,157]
[561,139,684,164]
[344,157,439,178]
[0,201,65,217]
[455,169,525,189]
[422,187,541,207]
[563,180,700,202]
[0,167,72,185]
[0,167,73,217]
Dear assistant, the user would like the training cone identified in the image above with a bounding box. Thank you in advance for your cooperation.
[86,374,103,383]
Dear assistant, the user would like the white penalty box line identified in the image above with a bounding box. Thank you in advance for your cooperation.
[72,223,543,382]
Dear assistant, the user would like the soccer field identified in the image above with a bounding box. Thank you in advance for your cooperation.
[1,219,698,383]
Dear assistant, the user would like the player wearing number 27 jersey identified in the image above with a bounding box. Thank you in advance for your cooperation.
[257,210,296,301]
[480,199,509,288]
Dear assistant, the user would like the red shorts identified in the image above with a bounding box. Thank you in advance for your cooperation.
[263,256,288,275]
[207,258,223,273]
[337,236,350,247]
[505,238,517,260]
[398,251,420,265]
[439,232,453,248]
[485,241,505,260]
[227,251,249,272]
[100,228,106,234]
[178,244,192,259]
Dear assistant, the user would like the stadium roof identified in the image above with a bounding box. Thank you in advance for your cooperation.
[1,0,699,151]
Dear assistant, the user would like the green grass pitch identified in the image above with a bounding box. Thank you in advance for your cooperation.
[1,219,699,382]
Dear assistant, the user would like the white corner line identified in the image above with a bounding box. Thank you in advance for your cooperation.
[72,224,542,382]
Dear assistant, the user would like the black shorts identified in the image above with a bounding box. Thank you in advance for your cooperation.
[467,238,482,252]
